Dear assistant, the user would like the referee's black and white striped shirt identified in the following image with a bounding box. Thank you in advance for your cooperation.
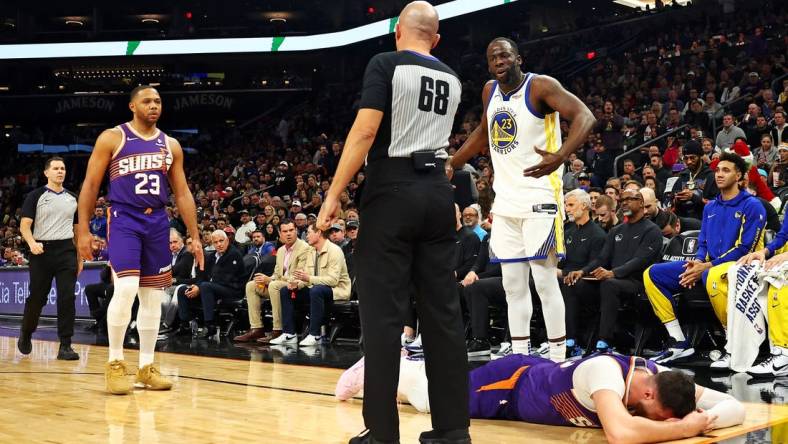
[359,50,462,163]
[21,186,78,241]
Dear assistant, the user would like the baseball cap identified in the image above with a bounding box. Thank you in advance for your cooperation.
[307,213,317,219]
[329,223,343,231]
[346,220,359,229]
[239,209,249,215]
[682,140,703,156]
[223,226,236,234]
[578,172,590,180]
[749,71,760,78]
[279,161,289,167]
[292,200,302,207]
[224,186,233,192]
[779,144,788,152]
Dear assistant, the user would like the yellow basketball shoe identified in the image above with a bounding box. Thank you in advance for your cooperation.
[105,360,133,395]
[135,364,173,390]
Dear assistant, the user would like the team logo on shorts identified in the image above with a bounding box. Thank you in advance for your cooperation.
[490,109,518,154]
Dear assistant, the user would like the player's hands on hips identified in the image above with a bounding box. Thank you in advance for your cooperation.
[523,146,565,178]
[29,242,44,255]
[191,238,205,270]
[317,195,341,231]
[737,248,767,266]
[78,233,93,261]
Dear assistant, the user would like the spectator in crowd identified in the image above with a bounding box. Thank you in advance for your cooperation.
[644,152,766,365]
[294,212,309,240]
[274,161,296,197]
[246,230,275,258]
[621,160,642,183]
[89,206,107,239]
[604,184,620,208]
[257,220,311,344]
[461,205,486,241]
[177,230,246,338]
[328,222,350,250]
[715,114,747,150]
[654,209,682,239]
[559,189,606,357]
[454,204,480,282]
[590,140,613,187]
[594,195,619,232]
[754,134,777,171]
[90,235,108,261]
[162,229,195,333]
[771,111,787,146]
[747,115,773,150]
[84,265,113,331]
[672,140,716,220]
[768,144,788,188]
[564,189,662,354]
[276,223,352,346]
[234,210,256,246]
[562,159,585,192]
[462,231,503,357]
[595,100,624,154]
[684,99,711,135]
[650,154,672,185]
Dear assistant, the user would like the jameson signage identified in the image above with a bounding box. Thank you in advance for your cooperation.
[55,96,116,113]
[172,93,234,111]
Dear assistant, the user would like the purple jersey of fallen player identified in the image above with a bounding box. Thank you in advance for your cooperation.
[108,123,173,209]
[469,354,658,427]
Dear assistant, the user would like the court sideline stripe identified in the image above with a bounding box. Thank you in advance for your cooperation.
[0,370,338,398]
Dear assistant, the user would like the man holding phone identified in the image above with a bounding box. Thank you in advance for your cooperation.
[672,140,716,220]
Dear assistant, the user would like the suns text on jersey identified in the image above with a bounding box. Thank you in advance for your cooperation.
[117,153,167,175]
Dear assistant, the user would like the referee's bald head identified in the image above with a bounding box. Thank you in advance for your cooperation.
[396,1,440,49]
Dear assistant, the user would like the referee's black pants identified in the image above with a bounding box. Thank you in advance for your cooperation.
[22,239,78,345]
[356,159,470,440]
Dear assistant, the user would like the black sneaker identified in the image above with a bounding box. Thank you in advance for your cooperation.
[566,344,584,359]
[466,338,491,357]
[419,428,471,444]
[17,330,32,355]
[348,429,400,444]
[57,344,79,360]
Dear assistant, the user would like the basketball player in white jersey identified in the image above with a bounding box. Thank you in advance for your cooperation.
[448,37,595,362]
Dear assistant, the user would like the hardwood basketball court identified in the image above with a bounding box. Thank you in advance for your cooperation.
[1,337,787,443]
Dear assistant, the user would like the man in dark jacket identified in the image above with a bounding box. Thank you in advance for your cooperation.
[162,229,195,332]
[564,189,663,354]
[455,204,480,281]
[559,189,607,357]
[672,140,716,220]
[177,229,245,338]
[462,232,504,357]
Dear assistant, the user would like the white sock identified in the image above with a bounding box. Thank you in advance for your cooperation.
[665,320,686,343]
[137,287,163,368]
[512,339,531,355]
[549,340,566,363]
[106,275,140,362]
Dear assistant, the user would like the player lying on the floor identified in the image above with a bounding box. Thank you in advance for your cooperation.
[336,353,745,444]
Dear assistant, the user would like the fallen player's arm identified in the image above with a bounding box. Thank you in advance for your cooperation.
[694,384,746,429]
[593,389,711,444]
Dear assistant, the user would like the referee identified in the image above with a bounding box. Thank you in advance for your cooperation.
[17,156,81,360]
[317,2,470,443]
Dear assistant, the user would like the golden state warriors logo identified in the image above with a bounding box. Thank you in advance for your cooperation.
[490,109,518,154]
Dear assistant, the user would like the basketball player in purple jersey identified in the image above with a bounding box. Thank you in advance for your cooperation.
[77,85,204,395]
[337,353,746,443]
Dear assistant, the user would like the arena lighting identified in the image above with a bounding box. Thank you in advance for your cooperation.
[269,17,287,24]
[613,0,690,8]
[0,0,518,59]
[586,51,596,60]
[185,11,193,20]
[65,20,85,26]
[141,18,160,24]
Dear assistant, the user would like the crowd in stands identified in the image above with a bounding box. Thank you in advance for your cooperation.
[0,0,786,360]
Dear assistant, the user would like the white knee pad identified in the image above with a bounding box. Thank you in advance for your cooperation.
[106,275,140,328]
[137,287,163,331]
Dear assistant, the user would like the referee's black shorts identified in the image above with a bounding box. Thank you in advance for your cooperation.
[22,239,78,343]
[355,158,470,439]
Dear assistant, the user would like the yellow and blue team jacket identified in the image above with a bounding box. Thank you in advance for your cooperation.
[696,191,766,265]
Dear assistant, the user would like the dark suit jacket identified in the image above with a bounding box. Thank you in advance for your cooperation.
[199,247,246,291]
[455,226,481,280]
[171,247,196,285]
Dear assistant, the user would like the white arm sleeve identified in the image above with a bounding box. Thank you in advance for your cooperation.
[657,364,746,429]
[696,386,746,429]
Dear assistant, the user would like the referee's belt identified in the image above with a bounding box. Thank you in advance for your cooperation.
[38,239,74,246]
